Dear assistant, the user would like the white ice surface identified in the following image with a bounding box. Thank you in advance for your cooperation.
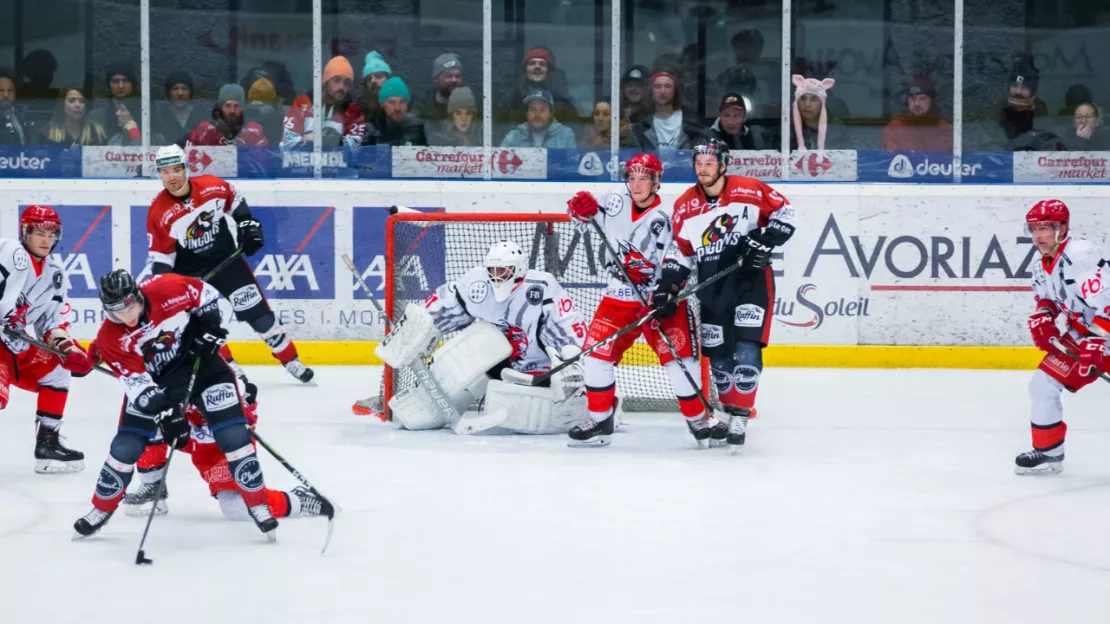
[2,367,1110,623]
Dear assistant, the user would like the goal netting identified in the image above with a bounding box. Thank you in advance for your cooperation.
[374,212,714,418]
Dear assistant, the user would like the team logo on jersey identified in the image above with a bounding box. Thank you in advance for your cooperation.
[52,270,63,290]
[701,214,738,246]
[468,281,488,304]
[183,210,220,251]
[142,330,180,372]
[495,320,529,362]
[525,284,544,305]
[618,241,656,286]
[650,218,667,238]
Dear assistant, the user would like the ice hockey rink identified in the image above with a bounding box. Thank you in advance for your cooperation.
[2,365,1110,624]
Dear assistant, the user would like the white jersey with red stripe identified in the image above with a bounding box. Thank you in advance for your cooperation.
[0,238,71,354]
[586,190,675,304]
[424,266,586,374]
[1031,237,1110,337]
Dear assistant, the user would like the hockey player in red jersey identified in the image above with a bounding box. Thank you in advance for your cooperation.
[1016,199,1110,474]
[0,206,92,473]
[652,138,795,452]
[73,270,278,538]
[148,144,313,383]
[564,153,720,447]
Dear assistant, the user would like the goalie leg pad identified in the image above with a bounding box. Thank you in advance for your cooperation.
[389,385,449,431]
[484,380,584,435]
[375,303,443,368]
[430,320,512,397]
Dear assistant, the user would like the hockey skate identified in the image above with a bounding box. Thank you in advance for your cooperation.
[1014,450,1064,475]
[725,407,748,454]
[686,415,713,448]
[292,486,334,518]
[707,414,729,447]
[73,508,113,538]
[34,428,84,474]
[283,358,315,383]
[122,481,169,517]
[248,503,279,540]
[568,399,618,447]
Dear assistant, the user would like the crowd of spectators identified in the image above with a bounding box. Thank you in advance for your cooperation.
[0,45,1106,158]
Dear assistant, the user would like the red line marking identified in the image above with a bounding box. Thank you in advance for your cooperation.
[72,205,111,252]
[295,206,335,254]
[870,285,1032,292]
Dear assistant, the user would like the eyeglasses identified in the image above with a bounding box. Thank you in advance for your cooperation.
[1076,115,1098,122]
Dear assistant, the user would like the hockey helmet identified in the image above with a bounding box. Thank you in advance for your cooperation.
[691,137,730,168]
[100,269,143,323]
[155,144,187,172]
[1026,199,1069,230]
[624,153,663,180]
[19,205,62,253]
[485,241,527,302]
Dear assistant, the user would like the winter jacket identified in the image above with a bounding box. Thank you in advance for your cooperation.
[708,118,759,150]
[283,94,366,148]
[152,101,209,147]
[425,118,482,147]
[500,119,576,149]
[187,119,268,146]
[363,113,426,146]
[881,114,953,152]
[627,111,706,151]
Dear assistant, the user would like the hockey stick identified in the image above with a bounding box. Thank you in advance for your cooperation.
[340,254,462,425]
[587,218,715,414]
[136,355,202,566]
[1048,336,1110,384]
[508,257,747,387]
[249,429,336,554]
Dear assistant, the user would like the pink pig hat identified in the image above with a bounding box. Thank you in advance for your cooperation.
[792,74,836,150]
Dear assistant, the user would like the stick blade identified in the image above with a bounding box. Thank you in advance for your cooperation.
[500,368,543,387]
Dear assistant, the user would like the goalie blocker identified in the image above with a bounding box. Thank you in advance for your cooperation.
[377,304,586,435]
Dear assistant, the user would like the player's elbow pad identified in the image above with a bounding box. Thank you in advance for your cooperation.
[193,300,223,327]
[758,219,796,246]
[232,200,252,222]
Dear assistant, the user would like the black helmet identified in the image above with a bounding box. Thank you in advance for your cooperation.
[692,137,730,168]
[99,269,141,315]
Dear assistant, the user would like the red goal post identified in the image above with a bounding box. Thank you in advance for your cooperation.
[382,211,713,416]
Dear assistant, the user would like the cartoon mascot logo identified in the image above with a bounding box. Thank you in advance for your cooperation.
[142,330,178,368]
[617,241,656,286]
[495,320,529,363]
[701,213,738,246]
[185,211,216,241]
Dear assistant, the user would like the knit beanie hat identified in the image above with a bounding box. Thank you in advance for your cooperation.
[791,74,835,150]
[523,47,555,68]
[363,51,392,79]
[217,83,245,106]
[448,86,477,113]
[323,56,354,84]
[163,69,194,97]
[247,78,277,104]
[433,53,463,79]
[378,76,411,103]
[105,61,137,88]
[908,75,936,98]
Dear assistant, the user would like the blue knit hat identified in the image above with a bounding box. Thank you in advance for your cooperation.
[378,76,411,103]
[363,51,392,79]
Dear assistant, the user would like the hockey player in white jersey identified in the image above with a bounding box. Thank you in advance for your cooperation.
[0,205,93,473]
[1018,199,1110,474]
[375,241,587,435]
[564,153,719,447]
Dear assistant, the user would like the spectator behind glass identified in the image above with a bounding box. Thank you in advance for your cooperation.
[714,30,779,123]
[998,61,1062,151]
[17,50,59,123]
[363,77,425,146]
[497,47,578,134]
[627,68,706,151]
[187,84,268,147]
[38,87,107,146]
[358,51,391,129]
[881,75,953,153]
[1068,103,1110,151]
[709,93,759,150]
[1060,84,1092,117]
[790,74,841,151]
[242,62,296,107]
[152,69,208,146]
[582,98,629,148]
[416,53,464,123]
[282,56,366,148]
[500,89,575,148]
[0,67,34,145]
[620,65,649,126]
[88,61,144,145]
[426,86,480,147]
[246,78,285,145]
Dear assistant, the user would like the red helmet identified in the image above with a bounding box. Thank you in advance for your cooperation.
[624,153,663,180]
[1025,199,1069,230]
[20,205,62,251]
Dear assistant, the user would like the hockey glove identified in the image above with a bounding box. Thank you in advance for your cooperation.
[567,191,600,223]
[743,219,795,270]
[1078,337,1106,377]
[189,325,229,360]
[49,330,93,377]
[236,217,265,256]
[1027,303,1060,353]
[651,259,690,319]
[154,405,190,450]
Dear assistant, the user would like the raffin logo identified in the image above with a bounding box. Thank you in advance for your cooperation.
[774,283,870,329]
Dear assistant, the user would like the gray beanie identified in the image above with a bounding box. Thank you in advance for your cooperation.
[447,87,477,114]
[433,53,463,79]
[218,83,245,106]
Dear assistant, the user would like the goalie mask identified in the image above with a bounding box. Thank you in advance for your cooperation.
[485,241,527,302]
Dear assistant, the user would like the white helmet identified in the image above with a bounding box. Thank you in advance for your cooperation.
[485,241,527,302]
[155,144,187,172]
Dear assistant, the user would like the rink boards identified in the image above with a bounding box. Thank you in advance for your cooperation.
[1,178,1105,369]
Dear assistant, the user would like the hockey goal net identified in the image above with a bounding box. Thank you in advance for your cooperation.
[379,212,712,418]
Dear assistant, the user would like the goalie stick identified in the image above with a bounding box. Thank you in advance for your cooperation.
[340,253,463,426]
[504,256,747,387]
[587,218,715,414]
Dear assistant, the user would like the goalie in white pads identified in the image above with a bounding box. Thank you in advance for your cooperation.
[376,241,587,434]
